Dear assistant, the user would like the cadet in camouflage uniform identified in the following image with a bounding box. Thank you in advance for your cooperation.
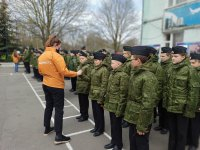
[89,52,110,137]
[121,46,132,128]
[154,47,172,134]
[124,46,158,150]
[68,50,79,92]
[31,50,38,79]
[99,49,112,71]
[187,53,200,150]
[145,47,164,122]
[23,48,32,73]
[76,51,92,122]
[104,54,129,150]
[122,46,132,75]
[165,46,199,150]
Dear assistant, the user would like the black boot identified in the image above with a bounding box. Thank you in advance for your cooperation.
[104,143,115,149]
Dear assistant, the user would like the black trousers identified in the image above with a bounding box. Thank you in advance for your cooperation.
[158,101,168,129]
[187,112,200,148]
[71,77,77,91]
[33,67,37,78]
[91,100,105,132]
[129,124,151,150]
[43,84,64,136]
[110,112,123,148]
[78,93,89,118]
[168,112,189,150]
[24,62,31,73]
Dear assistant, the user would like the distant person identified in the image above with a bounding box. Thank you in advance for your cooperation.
[38,35,82,145]
[22,48,31,73]
[12,50,21,72]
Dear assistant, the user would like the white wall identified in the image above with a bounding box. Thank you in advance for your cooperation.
[143,0,168,21]
[141,19,166,46]
[183,28,200,42]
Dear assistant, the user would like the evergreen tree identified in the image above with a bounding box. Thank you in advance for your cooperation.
[0,0,13,48]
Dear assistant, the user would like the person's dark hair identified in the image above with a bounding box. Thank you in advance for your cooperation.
[45,35,61,47]
[134,55,149,64]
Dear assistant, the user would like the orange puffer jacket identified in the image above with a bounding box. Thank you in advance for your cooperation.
[38,47,77,89]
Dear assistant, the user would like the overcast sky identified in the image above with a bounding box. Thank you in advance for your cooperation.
[88,0,142,11]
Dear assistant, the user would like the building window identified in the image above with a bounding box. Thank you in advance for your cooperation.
[176,0,186,5]
[169,0,173,7]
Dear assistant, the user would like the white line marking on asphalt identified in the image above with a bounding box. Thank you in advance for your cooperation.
[64,98,112,140]
[23,73,73,150]
[38,95,45,97]
[34,86,42,89]
[36,90,43,92]
[64,105,72,108]
[63,115,80,120]
[65,129,93,137]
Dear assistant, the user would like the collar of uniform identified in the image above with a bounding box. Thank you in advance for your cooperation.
[195,66,200,71]
[45,47,57,52]
[161,58,172,65]
[112,65,123,73]
[173,58,190,69]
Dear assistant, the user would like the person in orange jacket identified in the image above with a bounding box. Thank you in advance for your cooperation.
[12,50,21,72]
[38,35,82,145]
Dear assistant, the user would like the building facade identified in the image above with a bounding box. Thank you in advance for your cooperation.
[141,0,200,53]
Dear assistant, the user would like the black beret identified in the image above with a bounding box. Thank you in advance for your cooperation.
[63,50,69,54]
[71,50,79,55]
[190,53,200,60]
[79,51,88,57]
[93,52,106,60]
[172,46,187,54]
[123,46,132,52]
[161,47,172,53]
[111,54,127,63]
[147,46,157,55]
[131,46,150,57]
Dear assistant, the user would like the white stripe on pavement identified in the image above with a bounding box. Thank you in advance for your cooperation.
[23,73,74,150]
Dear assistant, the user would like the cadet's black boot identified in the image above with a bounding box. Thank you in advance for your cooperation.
[93,131,103,137]
[76,115,82,119]
[160,128,168,134]
[104,143,115,149]
[44,127,54,136]
[78,116,88,122]
[188,146,197,150]
[69,89,75,92]
[112,145,122,150]
[54,135,71,145]
[90,128,97,133]
[154,126,162,131]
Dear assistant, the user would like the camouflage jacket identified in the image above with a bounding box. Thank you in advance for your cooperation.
[89,64,110,102]
[165,58,200,118]
[195,67,200,112]
[68,56,79,71]
[122,59,132,75]
[161,59,173,108]
[102,54,112,71]
[144,55,163,105]
[23,50,32,62]
[124,65,158,132]
[76,60,93,94]
[104,66,129,117]
[63,55,71,68]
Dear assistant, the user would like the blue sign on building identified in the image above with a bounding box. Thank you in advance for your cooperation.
[164,1,200,30]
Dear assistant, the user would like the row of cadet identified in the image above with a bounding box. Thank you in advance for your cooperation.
[58,45,200,150]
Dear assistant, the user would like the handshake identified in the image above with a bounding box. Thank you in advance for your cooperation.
[77,70,83,76]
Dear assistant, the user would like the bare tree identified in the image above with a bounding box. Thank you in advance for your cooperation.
[9,0,87,46]
[92,0,139,52]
